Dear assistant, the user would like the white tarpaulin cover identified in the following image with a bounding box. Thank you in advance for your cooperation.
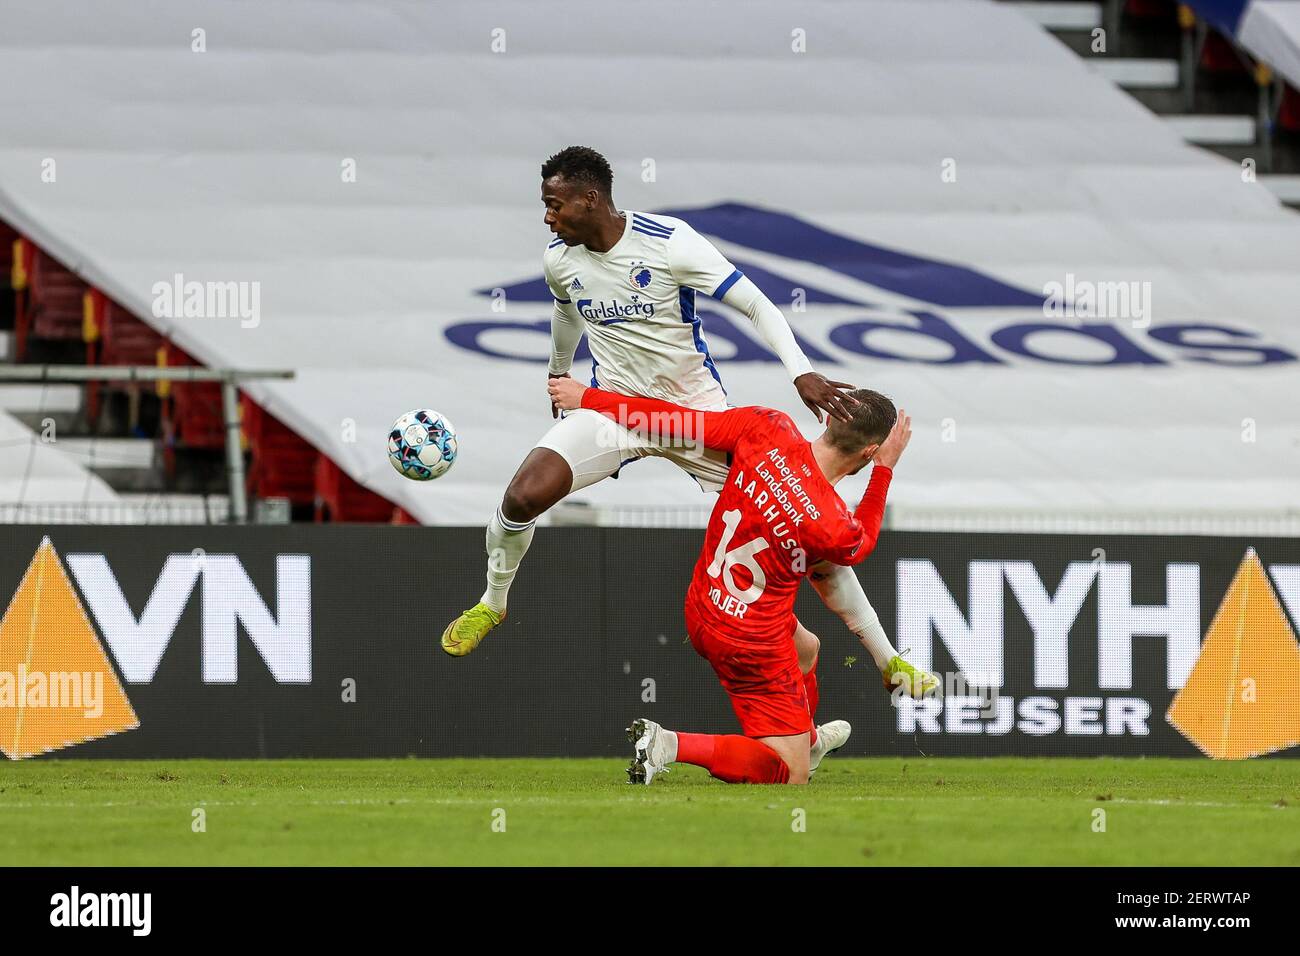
[1241,1,1300,94]
[0,410,118,504]
[0,0,1297,523]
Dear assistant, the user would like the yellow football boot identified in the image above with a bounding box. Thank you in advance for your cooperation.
[440,603,504,657]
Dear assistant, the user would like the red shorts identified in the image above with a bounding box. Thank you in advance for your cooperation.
[685,603,811,738]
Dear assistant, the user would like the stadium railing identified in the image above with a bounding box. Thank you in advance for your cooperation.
[0,364,294,524]
[0,496,291,525]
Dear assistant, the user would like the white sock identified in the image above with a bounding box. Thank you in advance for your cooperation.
[855,610,898,673]
[809,562,898,672]
[663,729,679,764]
[480,506,536,614]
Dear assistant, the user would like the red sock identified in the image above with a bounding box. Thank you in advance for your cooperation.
[674,733,790,784]
[675,732,715,766]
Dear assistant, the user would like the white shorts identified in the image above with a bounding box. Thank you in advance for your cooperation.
[535,408,732,494]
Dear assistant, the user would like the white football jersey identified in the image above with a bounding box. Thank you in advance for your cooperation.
[543,211,742,411]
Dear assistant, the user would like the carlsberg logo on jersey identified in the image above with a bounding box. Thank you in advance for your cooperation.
[577,296,655,322]
[450,202,1297,367]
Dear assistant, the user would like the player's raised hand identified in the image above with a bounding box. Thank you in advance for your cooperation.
[794,372,859,424]
[548,371,573,418]
[547,374,587,413]
[874,409,911,469]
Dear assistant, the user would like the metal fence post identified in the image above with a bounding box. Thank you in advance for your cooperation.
[222,376,248,525]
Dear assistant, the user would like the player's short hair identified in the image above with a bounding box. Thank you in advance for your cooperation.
[541,146,614,195]
[826,388,896,454]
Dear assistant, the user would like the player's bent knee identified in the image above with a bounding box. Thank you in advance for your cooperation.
[501,484,545,524]
[775,753,808,785]
[793,625,820,673]
[502,451,572,522]
[784,750,810,784]
[801,635,820,671]
[756,734,808,784]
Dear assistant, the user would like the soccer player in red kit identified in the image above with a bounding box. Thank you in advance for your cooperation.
[547,376,922,785]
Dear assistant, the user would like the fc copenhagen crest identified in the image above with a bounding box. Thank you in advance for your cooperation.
[628,262,652,290]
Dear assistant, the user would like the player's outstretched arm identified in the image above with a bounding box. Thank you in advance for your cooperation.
[719,276,858,424]
[546,378,750,452]
[667,221,857,424]
[808,561,897,666]
[542,248,585,417]
[547,300,583,418]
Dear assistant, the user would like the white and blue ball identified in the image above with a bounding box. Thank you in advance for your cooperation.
[388,409,457,481]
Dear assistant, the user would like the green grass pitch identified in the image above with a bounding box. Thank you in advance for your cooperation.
[1,757,1296,866]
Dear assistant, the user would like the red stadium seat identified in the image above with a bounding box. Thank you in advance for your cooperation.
[84,289,167,425]
[1280,84,1300,133]
[157,343,226,479]
[97,293,166,366]
[0,220,17,291]
[313,456,401,523]
[25,245,88,351]
[11,240,86,361]
[1199,30,1248,75]
[242,397,317,506]
[9,237,33,356]
[1124,0,1176,20]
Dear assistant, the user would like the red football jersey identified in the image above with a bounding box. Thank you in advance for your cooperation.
[579,388,893,645]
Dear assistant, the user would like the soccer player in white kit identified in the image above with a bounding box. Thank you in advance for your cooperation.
[441,147,936,706]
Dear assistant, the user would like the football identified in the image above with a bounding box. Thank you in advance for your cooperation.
[388,409,458,480]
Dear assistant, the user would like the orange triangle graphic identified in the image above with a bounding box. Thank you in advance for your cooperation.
[0,537,139,759]
[1167,548,1300,759]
